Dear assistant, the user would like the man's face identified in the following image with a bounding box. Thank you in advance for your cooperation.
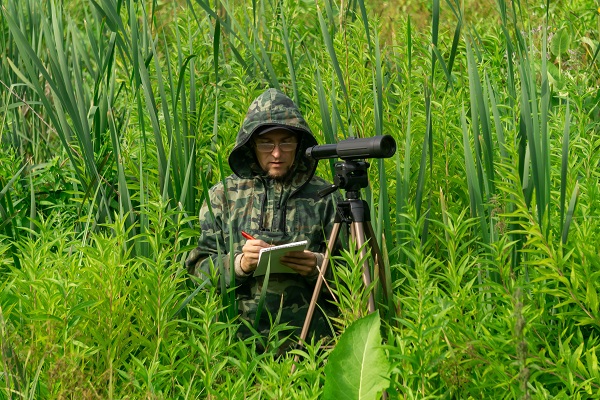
[253,129,298,179]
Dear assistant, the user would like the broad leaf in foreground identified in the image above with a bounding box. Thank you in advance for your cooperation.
[323,311,390,400]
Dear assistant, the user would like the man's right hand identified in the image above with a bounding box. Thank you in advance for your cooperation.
[240,239,271,274]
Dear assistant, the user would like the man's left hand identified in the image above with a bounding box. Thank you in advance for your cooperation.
[280,250,318,277]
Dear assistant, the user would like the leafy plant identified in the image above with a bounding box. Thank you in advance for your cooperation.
[323,311,390,400]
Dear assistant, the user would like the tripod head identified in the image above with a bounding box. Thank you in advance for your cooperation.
[333,160,370,194]
[318,160,370,200]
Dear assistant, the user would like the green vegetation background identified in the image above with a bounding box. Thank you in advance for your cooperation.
[1,0,599,398]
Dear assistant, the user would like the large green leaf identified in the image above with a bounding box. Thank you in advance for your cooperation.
[550,28,571,58]
[323,311,390,400]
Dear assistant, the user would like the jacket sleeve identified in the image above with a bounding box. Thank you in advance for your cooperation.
[185,183,250,288]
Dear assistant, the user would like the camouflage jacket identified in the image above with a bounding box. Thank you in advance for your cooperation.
[186,89,339,338]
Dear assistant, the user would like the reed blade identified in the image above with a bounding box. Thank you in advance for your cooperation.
[461,106,489,244]
[560,100,571,232]
[415,88,430,221]
[485,73,508,159]
[280,8,299,106]
[562,181,579,245]
[317,5,348,103]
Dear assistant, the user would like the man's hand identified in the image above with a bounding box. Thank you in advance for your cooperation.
[280,250,318,277]
[240,239,271,273]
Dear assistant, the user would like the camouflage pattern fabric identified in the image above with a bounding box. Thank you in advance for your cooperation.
[186,88,340,343]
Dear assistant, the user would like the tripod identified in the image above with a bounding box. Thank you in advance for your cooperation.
[294,160,389,356]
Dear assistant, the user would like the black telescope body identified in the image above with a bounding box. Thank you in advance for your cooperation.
[305,135,396,160]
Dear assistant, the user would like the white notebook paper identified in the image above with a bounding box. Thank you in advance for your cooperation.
[253,240,308,276]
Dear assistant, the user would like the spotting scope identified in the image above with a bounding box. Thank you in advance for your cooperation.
[305,135,396,160]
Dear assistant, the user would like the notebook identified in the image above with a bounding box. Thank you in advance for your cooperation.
[253,240,308,276]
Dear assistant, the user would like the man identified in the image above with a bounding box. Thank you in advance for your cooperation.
[186,88,339,345]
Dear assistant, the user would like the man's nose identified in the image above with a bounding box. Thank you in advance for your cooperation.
[271,145,282,157]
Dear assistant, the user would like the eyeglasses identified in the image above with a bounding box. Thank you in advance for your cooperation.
[254,142,298,153]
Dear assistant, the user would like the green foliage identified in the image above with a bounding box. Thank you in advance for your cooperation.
[323,311,390,400]
[1,0,599,398]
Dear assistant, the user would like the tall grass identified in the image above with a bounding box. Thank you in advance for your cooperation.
[1,0,600,397]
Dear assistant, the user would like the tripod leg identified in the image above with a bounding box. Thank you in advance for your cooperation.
[352,222,376,314]
[292,222,342,369]
[355,222,390,400]
[364,221,389,304]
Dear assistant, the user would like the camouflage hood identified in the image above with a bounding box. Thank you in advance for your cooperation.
[228,89,318,181]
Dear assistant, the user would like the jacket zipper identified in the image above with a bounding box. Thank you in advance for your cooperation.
[279,177,312,234]
[259,177,267,231]
[258,172,313,233]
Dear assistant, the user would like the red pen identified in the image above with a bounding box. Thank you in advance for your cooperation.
[241,230,256,240]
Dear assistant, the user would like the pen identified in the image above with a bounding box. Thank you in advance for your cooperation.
[241,230,256,240]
